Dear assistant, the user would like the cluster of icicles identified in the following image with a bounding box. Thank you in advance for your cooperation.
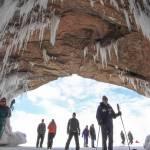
[88,0,150,67]
[0,0,62,98]
[87,0,150,97]
[119,71,150,97]
[90,0,150,40]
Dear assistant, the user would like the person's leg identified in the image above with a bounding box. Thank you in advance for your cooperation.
[65,132,73,150]
[108,127,113,150]
[74,133,80,150]
[101,125,107,150]
[84,137,86,147]
[36,134,40,148]
[40,134,45,148]
[49,133,55,148]
[47,133,50,149]
[123,137,125,144]
[85,136,88,147]
[91,138,95,147]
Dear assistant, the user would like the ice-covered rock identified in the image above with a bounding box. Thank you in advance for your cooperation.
[0,118,26,146]
[144,135,150,150]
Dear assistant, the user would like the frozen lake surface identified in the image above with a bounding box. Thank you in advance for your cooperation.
[0,146,144,150]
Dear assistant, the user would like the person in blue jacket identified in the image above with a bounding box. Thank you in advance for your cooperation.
[96,96,121,150]
[82,125,89,147]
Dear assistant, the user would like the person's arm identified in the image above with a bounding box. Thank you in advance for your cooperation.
[67,119,70,134]
[55,123,57,133]
[110,105,121,118]
[37,124,40,133]
[96,105,103,125]
[44,123,46,134]
[78,120,80,135]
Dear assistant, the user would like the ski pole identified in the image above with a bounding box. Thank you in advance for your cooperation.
[96,125,100,150]
[117,104,130,150]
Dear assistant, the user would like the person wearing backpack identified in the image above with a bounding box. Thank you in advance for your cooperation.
[65,112,80,150]
[36,119,46,148]
[47,119,57,149]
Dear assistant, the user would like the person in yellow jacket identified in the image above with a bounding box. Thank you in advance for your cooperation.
[47,119,57,149]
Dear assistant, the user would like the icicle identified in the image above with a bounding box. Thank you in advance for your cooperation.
[99,47,108,68]
[113,41,119,61]
[0,0,18,33]
[90,0,95,7]
[128,0,150,40]
[110,0,119,11]
[50,12,60,46]
[83,47,88,58]
[43,49,50,64]
[120,0,124,5]
[99,0,104,5]
[123,9,132,31]
[93,54,97,63]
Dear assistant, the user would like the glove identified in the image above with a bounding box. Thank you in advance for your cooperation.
[98,120,103,125]
[118,111,122,116]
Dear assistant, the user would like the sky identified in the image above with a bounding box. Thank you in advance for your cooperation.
[10,74,150,148]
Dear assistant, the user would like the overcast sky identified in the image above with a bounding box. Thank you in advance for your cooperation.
[10,74,150,148]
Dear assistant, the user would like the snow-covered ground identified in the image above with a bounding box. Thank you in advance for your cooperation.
[0,146,144,150]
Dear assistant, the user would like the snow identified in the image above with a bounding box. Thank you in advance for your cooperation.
[0,118,26,146]
[0,146,145,150]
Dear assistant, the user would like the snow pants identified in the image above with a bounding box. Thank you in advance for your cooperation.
[47,132,55,149]
[91,138,95,148]
[65,132,80,150]
[36,133,45,148]
[101,124,113,150]
[83,136,88,147]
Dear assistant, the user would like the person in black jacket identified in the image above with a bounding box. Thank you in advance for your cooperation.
[89,124,96,148]
[65,112,80,150]
[120,130,125,144]
[36,119,46,148]
[96,96,121,150]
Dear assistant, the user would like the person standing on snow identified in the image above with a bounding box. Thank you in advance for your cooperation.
[47,119,57,149]
[96,95,121,150]
[120,130,125,144]
[89,124,96,148]
[36,119,46,148]
[82,125,89,147]
[128,131,133,145]
[65,112,80,150]
[0,97,11,138]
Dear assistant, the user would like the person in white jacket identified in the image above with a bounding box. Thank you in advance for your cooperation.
[144,135,150,150]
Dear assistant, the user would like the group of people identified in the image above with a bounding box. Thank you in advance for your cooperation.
[120,130,134,145]
[36,119,56,149]
[36,95,122,150]
[82,124,96,148]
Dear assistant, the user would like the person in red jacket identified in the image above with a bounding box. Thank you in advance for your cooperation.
[47,119,57,149]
